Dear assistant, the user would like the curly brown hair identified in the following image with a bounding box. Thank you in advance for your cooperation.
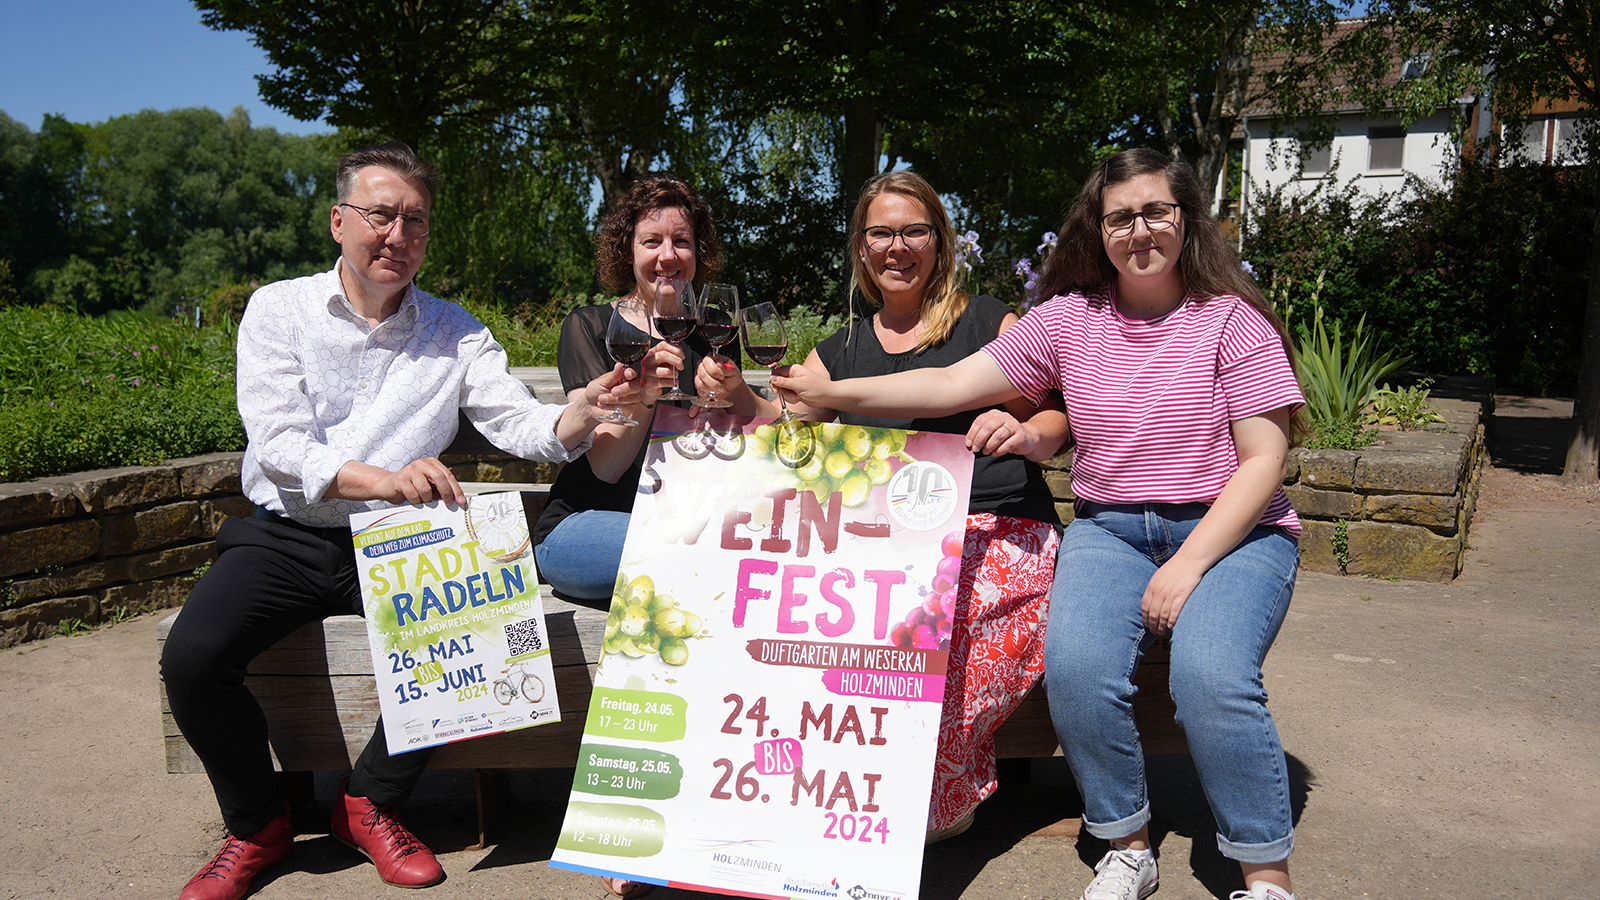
[594,175,721,295]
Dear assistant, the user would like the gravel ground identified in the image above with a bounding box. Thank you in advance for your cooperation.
[2,396,1596,900]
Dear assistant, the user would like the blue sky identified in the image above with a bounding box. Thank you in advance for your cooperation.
[0,0,328,134]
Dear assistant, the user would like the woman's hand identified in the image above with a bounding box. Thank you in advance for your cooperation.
[769,363,834,409]
[695,353,747,404]
[1141,558,1206,636]
[966,409,1045,458]
[639,340,686,405]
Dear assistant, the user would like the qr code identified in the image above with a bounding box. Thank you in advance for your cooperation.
[504,618,544,656]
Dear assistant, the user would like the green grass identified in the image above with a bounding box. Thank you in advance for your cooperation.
[0,307,243,482]
[0,297,848,483]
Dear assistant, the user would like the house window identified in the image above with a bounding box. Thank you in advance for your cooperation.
[1299,137,1330,176]
[1552,117,1593,165]
[1368,126,1405,171]
[1401,54,1431,80]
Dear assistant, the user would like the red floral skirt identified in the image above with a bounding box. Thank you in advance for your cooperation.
[927,513,1059,831]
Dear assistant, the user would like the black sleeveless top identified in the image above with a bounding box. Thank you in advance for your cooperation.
[814,294,1059,527]
[532,303,711,548]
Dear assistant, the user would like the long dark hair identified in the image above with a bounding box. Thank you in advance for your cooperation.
[1039,148,1305,441]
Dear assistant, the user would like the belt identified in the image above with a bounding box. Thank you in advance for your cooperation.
[252,506,354,544]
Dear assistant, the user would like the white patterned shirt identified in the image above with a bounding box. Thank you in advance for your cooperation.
[237,264,590,527]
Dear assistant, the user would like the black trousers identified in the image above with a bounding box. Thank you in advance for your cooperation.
[160,514,434,836]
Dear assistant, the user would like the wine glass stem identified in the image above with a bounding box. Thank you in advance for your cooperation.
[770,364,792,421]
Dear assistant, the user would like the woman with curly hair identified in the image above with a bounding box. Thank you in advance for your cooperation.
[532,175,722,606]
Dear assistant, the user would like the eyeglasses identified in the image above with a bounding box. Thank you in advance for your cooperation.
[861,223,935,252]
[1100,202,1181,237]
[339,203,432,238]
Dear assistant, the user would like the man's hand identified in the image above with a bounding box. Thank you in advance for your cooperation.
[329,458,465,507]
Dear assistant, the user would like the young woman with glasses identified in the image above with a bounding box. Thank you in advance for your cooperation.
[704,170,1070,845]
[772,149,1308,900]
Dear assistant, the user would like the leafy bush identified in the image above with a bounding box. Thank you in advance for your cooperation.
[0,307,242,481]
[1294,304,1405,430]
[1243,158,1597,395]
[1271,270,1403,450]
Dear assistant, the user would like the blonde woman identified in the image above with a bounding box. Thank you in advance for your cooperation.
[706,171,1069,842]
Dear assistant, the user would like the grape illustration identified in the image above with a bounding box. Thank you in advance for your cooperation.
[601,571,707,666]
[744,421,918,508]
[886,528,965,652]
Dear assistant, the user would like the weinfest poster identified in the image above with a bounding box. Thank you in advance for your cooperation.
[550,406,974,900]
[351,492,560,754]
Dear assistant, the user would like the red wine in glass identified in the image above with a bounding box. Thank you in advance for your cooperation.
[693,283,741,408]
[697,321,736,346]
[744,344,787,366]
[600,297,651,426]
[654,315,697,342]
[653,277,697,402]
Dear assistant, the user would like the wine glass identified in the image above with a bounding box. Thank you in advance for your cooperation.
[739,301,813,466]
[692,283,740,408]
[600,296,652,426]
[652,277,697,403]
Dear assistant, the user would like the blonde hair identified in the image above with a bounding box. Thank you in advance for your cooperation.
[847,171,968,353]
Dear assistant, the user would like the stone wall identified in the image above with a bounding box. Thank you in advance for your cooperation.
[1038,397,1487,583]
[0,454,251,647]
[0,375,1491,645]
[1287,397,1486,581]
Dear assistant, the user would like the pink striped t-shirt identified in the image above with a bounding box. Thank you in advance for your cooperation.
[984,289,1305,536]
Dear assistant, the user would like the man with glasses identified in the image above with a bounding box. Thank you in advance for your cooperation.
[162,142,627,900]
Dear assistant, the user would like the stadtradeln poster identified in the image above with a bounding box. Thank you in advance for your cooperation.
[351,491,560,753]
[551,407,974,900]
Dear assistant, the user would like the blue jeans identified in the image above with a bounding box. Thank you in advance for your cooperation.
[1044,502,1298,864]
[534,509,631,600]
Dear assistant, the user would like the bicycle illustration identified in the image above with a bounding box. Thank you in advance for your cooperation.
[491,661,546,705]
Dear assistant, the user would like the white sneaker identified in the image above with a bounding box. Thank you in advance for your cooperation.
[1229,882,1295,900]
[1081,847,1158,900]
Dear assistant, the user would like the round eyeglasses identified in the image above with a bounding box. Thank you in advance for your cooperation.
[340,203,432,238]
[1100,202,1181,237]
[861,223,935,252]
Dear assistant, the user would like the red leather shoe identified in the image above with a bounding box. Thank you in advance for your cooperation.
[178,808,292,900]
[331,780,444,888]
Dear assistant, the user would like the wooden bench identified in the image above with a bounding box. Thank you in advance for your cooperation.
[157,589,1184,847]
[158,375,1186,844]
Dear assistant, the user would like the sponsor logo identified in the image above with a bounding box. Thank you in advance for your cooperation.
[469,723,495,733]
[406,735,430,746]
[710,852,781,873]
[497,714,526,727]
[434,728,465,738]
[403,719,430,734]
[783,877,840,897]
[846,886,901,900]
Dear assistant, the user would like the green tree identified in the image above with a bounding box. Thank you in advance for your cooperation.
[1382,0,1599,481]
[674,1,1100,201]
[9,108,335,313]
[196,0,552,152]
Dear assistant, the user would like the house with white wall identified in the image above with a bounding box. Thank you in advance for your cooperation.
[1227,18,1591,229]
